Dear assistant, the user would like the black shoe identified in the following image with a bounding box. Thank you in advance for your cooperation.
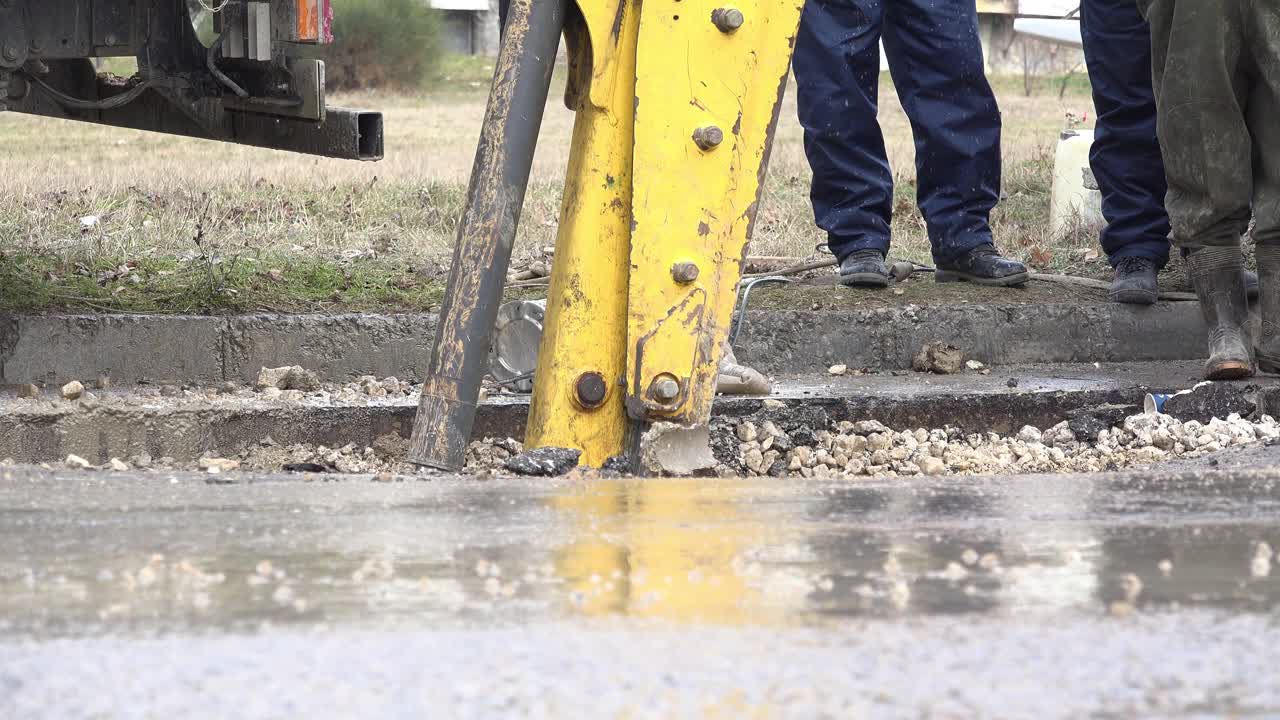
[1109,256,1159,304]
[935,245,1029,286]
[839,249,890,288]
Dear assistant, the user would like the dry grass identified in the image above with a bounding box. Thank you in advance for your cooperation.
[0,59,1103,312]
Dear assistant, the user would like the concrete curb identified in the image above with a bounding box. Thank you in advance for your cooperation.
[734,301,1209,375]
[4,362,1266,465]
[0,302,1208,386]
[0,313,437,387]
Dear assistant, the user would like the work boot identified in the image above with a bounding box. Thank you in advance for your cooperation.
[1176,250,1259,299]
[1109,256,1160,304]
[1111,257,1258,304]
[839,249,890,288]
[1186,246,1254,380]
[1255,245,1280,373]
[934,244,1029,286]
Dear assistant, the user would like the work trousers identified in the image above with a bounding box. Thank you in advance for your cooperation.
[793,0,1002,262]
[1080,0,1171,266]
[1142,0,1280,250]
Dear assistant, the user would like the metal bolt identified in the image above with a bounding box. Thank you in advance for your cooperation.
[574,372,608,409]
[711,7,745,33]
[650,375,681,403]
[671,261,700,284]
[692,125,724,151]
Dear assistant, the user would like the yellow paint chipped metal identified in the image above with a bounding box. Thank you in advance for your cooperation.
[527,0,802,465]
[626,0,803,424]
[525,0,641,465]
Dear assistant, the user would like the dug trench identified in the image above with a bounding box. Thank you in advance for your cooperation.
[5,360,1280,480]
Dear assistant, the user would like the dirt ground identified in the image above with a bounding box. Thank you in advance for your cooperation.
[0,60,1109,313]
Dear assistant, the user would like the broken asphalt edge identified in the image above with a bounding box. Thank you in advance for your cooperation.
[0,301,1211,387]
[8,371,1280,466]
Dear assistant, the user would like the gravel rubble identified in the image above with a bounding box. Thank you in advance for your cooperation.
[9,371,1280,479]
[19,407,1280,479]
[718,410,1280,478]
[3,373,451,410]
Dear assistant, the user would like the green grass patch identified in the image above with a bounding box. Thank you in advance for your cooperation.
[989,72,1093,100]
[0,181,471,266]
[0,249,449,314]
[428,54,500,91]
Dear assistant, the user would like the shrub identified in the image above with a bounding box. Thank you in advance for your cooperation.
[323,0,444,91]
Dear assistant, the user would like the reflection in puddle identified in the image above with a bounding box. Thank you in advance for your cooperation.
[552,481,801,623]
[1,476,1279,636]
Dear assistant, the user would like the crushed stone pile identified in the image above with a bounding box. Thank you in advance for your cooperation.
[30,410,1277,479]
[10,366,1279,478]
[719,411,1280,478]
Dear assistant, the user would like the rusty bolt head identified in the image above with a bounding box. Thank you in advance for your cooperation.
[671,261,700,284]
[575,372,608,409]
[650,376,681,403]
[692,125,724,151]
[711,7,745,32]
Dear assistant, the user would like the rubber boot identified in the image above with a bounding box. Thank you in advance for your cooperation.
[1256,245,1280,373]
[1186,246,1254,380]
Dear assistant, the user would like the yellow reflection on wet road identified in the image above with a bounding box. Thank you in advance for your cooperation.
[552,479,793,623]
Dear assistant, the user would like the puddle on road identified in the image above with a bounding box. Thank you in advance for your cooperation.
[2,475,1280,636]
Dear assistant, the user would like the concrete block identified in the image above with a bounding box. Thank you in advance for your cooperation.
[0,315,224,386]
[736,302,1211,374]
[223,314,437,383]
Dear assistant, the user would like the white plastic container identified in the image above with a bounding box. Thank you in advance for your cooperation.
[1049,129,1105,238]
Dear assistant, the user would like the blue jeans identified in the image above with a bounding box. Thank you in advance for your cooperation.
[1080,0,1171,266]
[794,0,1002,263]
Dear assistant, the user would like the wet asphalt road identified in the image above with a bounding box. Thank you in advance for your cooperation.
[5,456,1280,718]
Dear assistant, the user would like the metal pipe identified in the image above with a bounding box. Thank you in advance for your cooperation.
[407,0,567,470]
[728,276,794,348]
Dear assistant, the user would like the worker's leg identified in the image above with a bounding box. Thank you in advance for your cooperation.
[1245,4,1280,371]
[1080,0,1170,265]
[794,0,892,274]
[1079,0,1170,304]
[1146,0,1253,379]
[879,0,1000,265]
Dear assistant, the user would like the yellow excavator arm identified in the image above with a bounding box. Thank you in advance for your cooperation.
[408,0,804,471]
